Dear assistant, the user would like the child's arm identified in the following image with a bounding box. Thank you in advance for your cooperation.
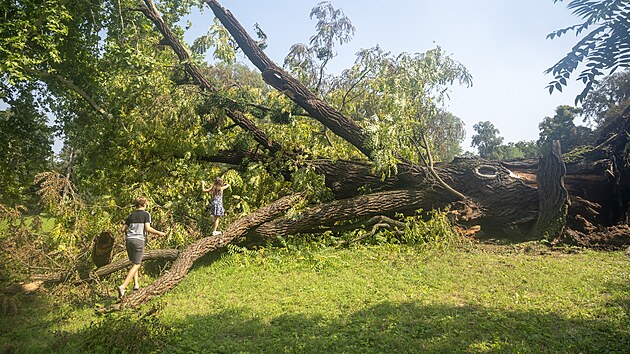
[145,223,166,237]
[201,180,212,193]
[121,224,128,234]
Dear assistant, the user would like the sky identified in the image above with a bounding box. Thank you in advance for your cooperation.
[182,0,587,152]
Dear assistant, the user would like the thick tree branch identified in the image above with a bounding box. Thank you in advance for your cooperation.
[139,0,280,154]
[28,249,180,285]
[255,189,458,238]
[33,69,112,119]
[205,0,372,158]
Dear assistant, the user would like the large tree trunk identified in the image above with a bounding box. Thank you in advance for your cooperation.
[529,140,569,239]
[204,0,630,246]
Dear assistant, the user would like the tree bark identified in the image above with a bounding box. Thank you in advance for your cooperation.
[256,189,458,238]
[30,249,180,285]
[529,140,569,239]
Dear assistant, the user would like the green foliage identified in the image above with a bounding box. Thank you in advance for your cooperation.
[547,0,630,102]
[191,18,236,64]
[581,69,630,129]
[65,307,172,353]
[471,121,504,158]
[538,105,594,152]
[352,47,470,172]
[471,122,541,160]
[0,91,53,207]
[290,167,333,203]
[0,0,72,83]
[401,210,465,250]
[284,1,355,94]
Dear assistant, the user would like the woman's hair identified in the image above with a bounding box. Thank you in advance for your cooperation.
[134,196,148,208]
[212,177,224,197]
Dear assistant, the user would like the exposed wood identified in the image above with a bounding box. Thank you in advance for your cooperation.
[92,231,115,267]
[2,281,43,295]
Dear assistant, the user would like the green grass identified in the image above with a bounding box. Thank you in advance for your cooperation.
[1,242,628,353]
[0,214,56,234]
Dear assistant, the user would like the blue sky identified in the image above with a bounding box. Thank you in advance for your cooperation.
[183,0,586,152]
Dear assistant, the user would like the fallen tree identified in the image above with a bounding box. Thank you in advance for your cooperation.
[137,0,630,247]
[17,0,628,302]
[119,193,303,308]
[201,0,629,249]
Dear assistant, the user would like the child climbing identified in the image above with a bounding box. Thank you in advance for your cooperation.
[202,177,230,236]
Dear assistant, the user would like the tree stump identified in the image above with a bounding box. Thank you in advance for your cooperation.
[529,140,569,239]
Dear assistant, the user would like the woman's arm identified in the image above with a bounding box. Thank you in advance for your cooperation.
[221,184,230,191]
[201,180,212,193]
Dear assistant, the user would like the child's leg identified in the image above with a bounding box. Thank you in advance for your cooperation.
[133,268,140,289]
[120,263,141,294]
[212,216,221,232]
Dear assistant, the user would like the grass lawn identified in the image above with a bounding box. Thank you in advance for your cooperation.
[1,242,628,353]
[0,214,56,234]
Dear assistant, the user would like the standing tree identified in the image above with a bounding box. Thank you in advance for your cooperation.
[538,105,594,152]
[471,121,504,159]
[581,69,630,129]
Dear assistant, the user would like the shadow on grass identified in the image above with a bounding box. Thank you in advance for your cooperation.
[170,303,629,353]
[47,297,629,354]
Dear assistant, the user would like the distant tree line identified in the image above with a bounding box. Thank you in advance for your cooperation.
[471,69,630,160]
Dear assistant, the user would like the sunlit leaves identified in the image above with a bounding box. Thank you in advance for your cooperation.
[0,0,73,82]
[191,17,236,64]
[332,46,471,172]
[290,167,333,203]
[284,1,355,93]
